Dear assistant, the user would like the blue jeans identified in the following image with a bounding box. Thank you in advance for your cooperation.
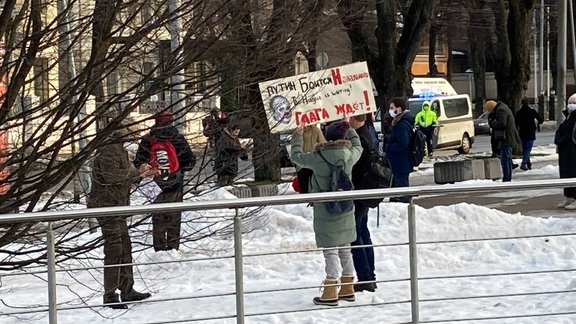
[521,140,534,166]
[351,203,375,281]
[391,173,410,203]
[500,145,513,182]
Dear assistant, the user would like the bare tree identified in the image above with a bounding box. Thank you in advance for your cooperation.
[467,0,493,115]
[337,0,438,108]
[489,0,537,114]
[1,0,334,270]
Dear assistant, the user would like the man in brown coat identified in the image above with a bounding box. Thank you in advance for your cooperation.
[89,126,158,309]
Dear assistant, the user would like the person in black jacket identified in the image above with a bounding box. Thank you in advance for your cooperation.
[349,114,377,292]
[134,111,196,252]
[515,98,544,170]
[485,100,521,182]
[554,94,576,210]
[214,124,248,186]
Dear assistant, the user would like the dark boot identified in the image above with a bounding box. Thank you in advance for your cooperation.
[122,290,152,302]
[354,282,376,293]
[520,164,528,171]
[103,293,128,309]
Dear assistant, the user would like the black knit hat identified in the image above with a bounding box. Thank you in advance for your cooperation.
[325,121,350,141]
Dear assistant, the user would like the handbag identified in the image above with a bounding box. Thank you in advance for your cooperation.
[357,154,394,208]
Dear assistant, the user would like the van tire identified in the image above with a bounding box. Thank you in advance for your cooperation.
[458,134,471,154]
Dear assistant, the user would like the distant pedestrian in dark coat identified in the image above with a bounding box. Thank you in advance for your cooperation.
[554,93,576,210]
[515,98,544,170]
[214,124,248,186]
[485,100,521,182]
[134,111,196,252]
[89,126,158,308]
[386,97,413,203]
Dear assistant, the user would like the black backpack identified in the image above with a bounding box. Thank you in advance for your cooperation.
[318,152,354,214]
[409,127,427,167]
[357,152,394,208]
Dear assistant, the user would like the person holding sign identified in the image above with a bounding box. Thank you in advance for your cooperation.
[296,125,326,193]
[290,121,362,306]
[349,114,378,292]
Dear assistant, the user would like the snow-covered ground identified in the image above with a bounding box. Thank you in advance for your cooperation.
[1,143,575,323]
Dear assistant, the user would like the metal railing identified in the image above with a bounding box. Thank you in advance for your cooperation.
[1,178,576,323]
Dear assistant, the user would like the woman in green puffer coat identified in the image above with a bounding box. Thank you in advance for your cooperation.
[290,121,363,306]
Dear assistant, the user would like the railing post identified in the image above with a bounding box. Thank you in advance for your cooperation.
[47,222,57,324]
[233,208,245,324]
[408,199,419,324]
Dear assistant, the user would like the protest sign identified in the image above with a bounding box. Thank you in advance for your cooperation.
[258,61,376,133]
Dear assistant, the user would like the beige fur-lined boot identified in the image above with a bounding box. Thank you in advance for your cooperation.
[313,280,339,306]
[338,276,355,302]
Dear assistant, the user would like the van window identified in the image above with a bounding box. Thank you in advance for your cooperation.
[443,98,469,118]
[408,100,424,114]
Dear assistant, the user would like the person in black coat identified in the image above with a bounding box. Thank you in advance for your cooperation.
[485,100,521,182]
[214,124,248,186]
[350,114,377,292]
[554,94,576,210]
[134,111,196,252]
[386,97,413,202]
[515,98,544,170]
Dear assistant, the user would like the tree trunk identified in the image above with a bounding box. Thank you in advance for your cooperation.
[468,0,490,116]
[491,0,536,114]
[429,24,439,76]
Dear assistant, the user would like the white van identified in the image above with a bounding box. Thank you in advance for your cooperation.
[374,78,475,154]
[408,94,475,153]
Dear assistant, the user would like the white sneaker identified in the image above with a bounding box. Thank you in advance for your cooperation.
[565,200,576,210]
[557,198,575,209]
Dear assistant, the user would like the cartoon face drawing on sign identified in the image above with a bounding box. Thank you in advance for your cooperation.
[269,95,292,124]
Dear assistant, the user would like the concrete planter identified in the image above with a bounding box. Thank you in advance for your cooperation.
[250,184,279,197]
[434,159,486,184]
[228,187,252,198]
[483,157,502,180]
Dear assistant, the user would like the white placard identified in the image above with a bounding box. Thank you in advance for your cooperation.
[258,61,376,133]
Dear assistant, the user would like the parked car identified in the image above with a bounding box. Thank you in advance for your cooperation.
[474,111,491,135]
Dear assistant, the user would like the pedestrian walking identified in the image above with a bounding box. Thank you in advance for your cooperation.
[134,111,196,252]
[515,98,544,170]
[554,93,576,210]
[290,121,362,306]
[89,125,158,308]
[485,100,521,182]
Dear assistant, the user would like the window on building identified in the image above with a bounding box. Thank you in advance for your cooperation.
[33,57,49,103]
[106,71,120,96]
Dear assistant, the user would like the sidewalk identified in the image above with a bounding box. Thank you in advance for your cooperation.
[411,161,575,219]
